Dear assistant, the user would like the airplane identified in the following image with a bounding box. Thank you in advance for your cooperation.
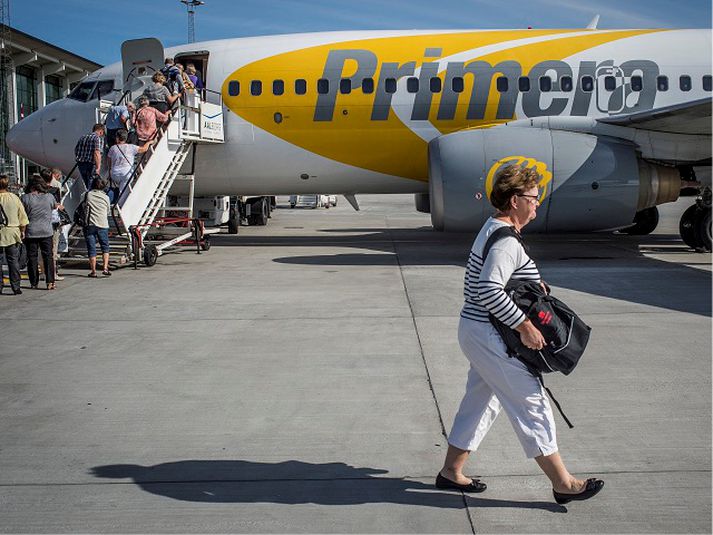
[5,25,712,249]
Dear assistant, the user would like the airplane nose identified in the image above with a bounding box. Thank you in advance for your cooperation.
[5,110,46,165]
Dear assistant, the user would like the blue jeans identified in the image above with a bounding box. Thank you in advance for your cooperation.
[84,225,110,257]
[78,162,95,190]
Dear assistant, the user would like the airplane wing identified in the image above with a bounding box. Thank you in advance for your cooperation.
[597,97,712,135]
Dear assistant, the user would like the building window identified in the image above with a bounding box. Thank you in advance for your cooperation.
[631,75,643,92]
[228,80,240,96]
[250,80,262,96]
[295,79,307,95]
[362,78,374,94]
[429,77,442,93]
[339,79,351,94]
[452,77,464,93]
[496,77,508,92]
[45,75,63,104]
[560,76,573,92]
[679,75,692,92]
[273,80,284,96]
[518,77,530,92]
[539,76,552,92]
[704,75,712,92]
[581,76,594,92]
[15,65,38,119]
[317,78,329,94]
[657,75,668,91]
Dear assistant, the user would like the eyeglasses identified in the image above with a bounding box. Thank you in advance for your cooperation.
[517,194,541,206]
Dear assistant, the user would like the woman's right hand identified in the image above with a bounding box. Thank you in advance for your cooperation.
[515,320,545,350]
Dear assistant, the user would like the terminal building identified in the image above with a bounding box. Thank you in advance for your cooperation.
[0,23,101,183]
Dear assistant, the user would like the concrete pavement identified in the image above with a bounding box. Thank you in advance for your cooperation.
[0,195,710,533]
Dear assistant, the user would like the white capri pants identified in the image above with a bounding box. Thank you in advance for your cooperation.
[448,316,558,458]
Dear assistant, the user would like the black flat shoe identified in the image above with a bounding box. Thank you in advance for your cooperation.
[553,478,604,504]
[435,473,487,493]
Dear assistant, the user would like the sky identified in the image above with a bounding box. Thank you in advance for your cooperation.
[7,0,712,66]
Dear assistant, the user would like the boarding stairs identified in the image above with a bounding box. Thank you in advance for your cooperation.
[62,94,225,267]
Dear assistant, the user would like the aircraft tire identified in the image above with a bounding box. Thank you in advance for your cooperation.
[227,207,239,234]
[143,244,158,267]
[621,207,659,235]
[694,207,712,251]
[679,205,699,249]
[257,198,268,225]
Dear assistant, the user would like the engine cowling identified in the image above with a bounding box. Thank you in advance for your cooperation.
[428,126,679,232]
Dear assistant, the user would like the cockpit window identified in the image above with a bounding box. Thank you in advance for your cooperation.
[92,80,115,101]
[68,81,96,102]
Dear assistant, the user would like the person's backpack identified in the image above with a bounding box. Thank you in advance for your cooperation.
[0,202,8,228]
[73,193,91,227]
[482,226,593,428]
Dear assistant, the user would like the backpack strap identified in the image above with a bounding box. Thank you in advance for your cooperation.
[482,224,523,263]
[535,371,575,429]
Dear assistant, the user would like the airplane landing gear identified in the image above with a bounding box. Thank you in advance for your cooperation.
[679,187,711,251]
[622,206,659,235]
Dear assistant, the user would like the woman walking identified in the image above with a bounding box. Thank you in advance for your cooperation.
[436,164,604,505]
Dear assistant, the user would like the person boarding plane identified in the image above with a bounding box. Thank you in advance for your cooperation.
[5,24,712,249]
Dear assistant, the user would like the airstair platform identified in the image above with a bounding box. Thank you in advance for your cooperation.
[61,95,225,268]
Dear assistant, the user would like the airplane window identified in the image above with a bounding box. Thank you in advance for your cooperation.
[317,78,329,94]
[228,81,240,96]
[407,77,419,93]
[604,76,616,91]
[518,77,530,92]
[581,76,594,92]
[430,77,442,93]
[496,77,508,92]
[68,81,96,102]
[339,79,352,94]
[385,78,397,94]
[251,80,262,96]
[679,75,692,92]
[657,75,669,91]
[452,77,464,93]
[92,80,115,100]
[631,75,643,92]
[704,75,712,92]
[539,76,551,92]
[362,78,374,94]
[295,79,307,95]
[273,80,284,96]
[560,76,573,92]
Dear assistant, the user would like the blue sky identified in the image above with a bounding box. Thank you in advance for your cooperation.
[8,0,712,66]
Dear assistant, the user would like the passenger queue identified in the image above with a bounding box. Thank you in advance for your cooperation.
[0,58,202,294]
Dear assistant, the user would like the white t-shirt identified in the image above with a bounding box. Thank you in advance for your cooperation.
[108,143,139,178]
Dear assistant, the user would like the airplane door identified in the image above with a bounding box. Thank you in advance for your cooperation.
[595,65,625,114]
[121,38,164,90]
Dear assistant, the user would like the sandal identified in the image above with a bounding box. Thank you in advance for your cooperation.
[102,270,111,276]
[88,272,98,278]
[46,283,56,290]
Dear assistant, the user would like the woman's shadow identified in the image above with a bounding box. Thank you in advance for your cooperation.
[91,459,565,512]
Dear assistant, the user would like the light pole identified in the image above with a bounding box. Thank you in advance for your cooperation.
[180,0,204,44]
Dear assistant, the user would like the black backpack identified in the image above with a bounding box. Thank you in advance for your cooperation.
[482,226,592,428]
[73,193,91,227]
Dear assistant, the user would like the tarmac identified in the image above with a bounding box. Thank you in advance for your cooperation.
[0,194,710,533]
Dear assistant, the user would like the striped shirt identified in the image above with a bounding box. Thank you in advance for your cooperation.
[461,217,541,328]
[74,132,104,163]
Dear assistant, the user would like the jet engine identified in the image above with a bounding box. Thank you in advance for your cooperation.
[428,126,680,232]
